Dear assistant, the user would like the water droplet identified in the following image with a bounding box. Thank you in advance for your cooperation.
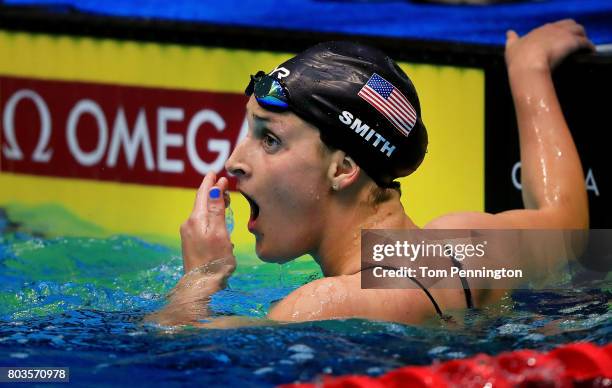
[290,352,314,363]
[225,205,234,235]
[254,367,274,375]
[289,344,314,353]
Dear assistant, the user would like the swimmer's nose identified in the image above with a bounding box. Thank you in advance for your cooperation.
[225,141,251,179]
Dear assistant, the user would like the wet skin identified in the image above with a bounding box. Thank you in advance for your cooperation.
[225,96,336,262]
[147,20,593,328]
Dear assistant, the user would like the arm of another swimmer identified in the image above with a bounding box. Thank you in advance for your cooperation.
[145,172,237,326]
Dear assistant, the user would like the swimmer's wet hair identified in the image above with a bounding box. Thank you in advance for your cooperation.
[255,41,428,189]
[370,184,401,204]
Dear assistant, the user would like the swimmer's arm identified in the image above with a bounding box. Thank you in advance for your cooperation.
[424,22,595,284]
[144,260,235,326]
[145,172,236,326]
[429,22,591,230]
[502,19,593,229]
[148,276,434,328]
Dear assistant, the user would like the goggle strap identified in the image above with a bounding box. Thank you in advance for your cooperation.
[245,71,267,96]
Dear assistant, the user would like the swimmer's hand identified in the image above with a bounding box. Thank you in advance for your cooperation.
[145,172,235,327]
[180,172,236,275]
[505,19,595,72]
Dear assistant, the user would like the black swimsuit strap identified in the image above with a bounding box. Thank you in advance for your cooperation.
[361,259,474,320]
[361,265,451,320]
[450,256,474,309]
[404,272,447,318]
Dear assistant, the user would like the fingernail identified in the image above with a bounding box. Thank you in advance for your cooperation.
[209,187,221,199]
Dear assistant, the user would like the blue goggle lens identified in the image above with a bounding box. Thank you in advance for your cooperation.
[246,71,290,111]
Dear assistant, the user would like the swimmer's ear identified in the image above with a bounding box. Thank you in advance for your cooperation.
[327,151,360,191]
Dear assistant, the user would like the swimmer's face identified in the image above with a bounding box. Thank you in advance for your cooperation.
[225,96,334,262]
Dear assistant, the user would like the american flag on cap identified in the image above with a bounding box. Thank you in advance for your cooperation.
[357,73,417,137]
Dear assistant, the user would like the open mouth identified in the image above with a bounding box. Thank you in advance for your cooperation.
[240,191,260,222]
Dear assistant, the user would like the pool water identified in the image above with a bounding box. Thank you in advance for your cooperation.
[0,209,610,387]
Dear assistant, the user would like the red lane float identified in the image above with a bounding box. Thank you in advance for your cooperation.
[280,342,612,388]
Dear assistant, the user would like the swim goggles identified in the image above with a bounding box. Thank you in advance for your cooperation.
[245,70,290,112]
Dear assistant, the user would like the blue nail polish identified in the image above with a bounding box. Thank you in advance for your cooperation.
[209,188,221,199]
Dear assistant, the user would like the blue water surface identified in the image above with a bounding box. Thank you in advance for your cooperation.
[0,210,610,387]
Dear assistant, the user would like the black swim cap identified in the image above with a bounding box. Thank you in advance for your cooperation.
[254,41,428,188]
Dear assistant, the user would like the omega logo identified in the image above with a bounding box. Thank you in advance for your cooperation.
[2,88,248,175]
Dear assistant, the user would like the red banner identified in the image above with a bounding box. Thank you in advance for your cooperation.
[0,76,248,188]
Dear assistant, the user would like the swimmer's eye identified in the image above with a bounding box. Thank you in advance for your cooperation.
[262,131,281,153]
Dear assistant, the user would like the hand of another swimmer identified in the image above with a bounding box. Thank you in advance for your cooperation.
[505,19,595,72]
[180,172,236,275]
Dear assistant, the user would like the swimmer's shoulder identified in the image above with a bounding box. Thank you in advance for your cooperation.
[267,276,351,322]
[266,274,439,324]
[424,208,582,229]
[424,211,507,229]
